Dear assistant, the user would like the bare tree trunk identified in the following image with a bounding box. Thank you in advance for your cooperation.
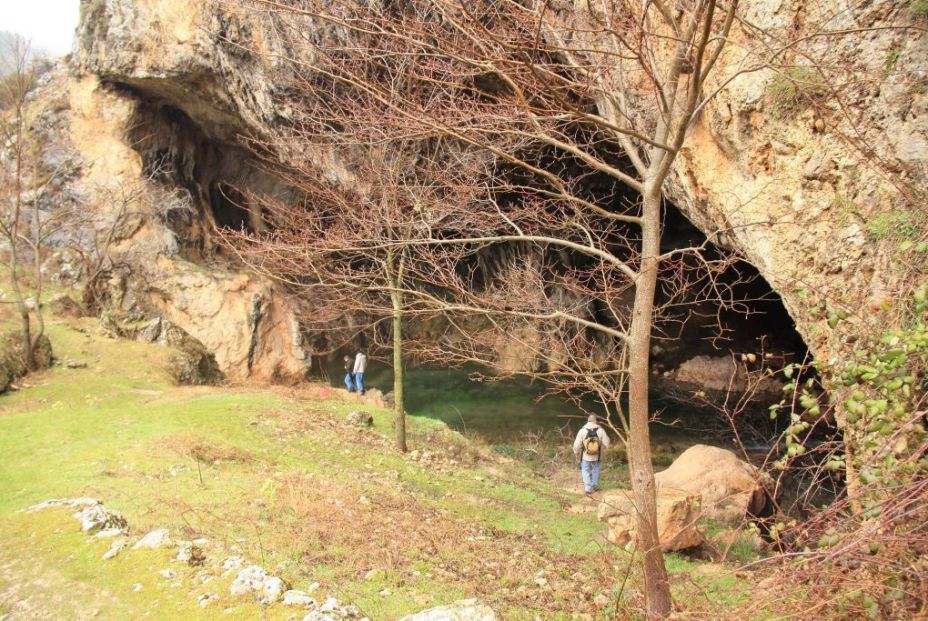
[391,286,407,452]
[388,248,408,452]
[627,187,671,619]
[9,105,34,371]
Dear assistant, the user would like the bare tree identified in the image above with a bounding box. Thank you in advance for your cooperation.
[226,141,446,452]
[0,36,46,369]
[223,0,742,615]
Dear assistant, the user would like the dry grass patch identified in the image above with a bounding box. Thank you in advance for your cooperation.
[163,433,255,465]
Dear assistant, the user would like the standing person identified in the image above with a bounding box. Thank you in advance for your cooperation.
[343,355,356,392]
[353,348,368,395]
[573,414,610,495]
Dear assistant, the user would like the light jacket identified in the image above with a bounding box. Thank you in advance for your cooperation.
[573,422,610,462]
[353,353,367,374]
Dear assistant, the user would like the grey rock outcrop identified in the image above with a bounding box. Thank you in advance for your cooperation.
[132,529,173,550]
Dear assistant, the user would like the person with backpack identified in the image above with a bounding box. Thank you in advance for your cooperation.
[353,348,368,395]
[343,355,356,392]
[572,414,610,495]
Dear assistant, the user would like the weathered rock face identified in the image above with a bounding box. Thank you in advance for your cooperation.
[661,0,928,368]
[597,488,704,552]
[56,0,927,389]
[21,64,309,382]
[656,445,772,525]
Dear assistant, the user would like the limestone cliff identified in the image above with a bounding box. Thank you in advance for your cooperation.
[26,0,927,387]
[25,66,308,381]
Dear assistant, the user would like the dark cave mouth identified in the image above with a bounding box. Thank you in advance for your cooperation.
[653,202,807,372]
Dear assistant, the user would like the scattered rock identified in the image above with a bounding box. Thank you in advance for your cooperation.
[102,539,128,560]
[132,583,143,592]
[283,590,317,607]
[132,529,172,550]
[168,464,188,476]
[261,576,287,604]
[398,599,497,621]
[0,332,53,393]
[221,556,245,574]
[74,503,128,535]
[27,497,98,512]
[346,410,373,427]
[655,444,773,524]
[230,565,289,604]
[177,544,206,566]
[48,293,84,318]
[92,527,127,539]
[198,593,218,608]
[598,488,704,552]
[158,569,177,580]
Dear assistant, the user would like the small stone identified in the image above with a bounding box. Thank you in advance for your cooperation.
[132,583,143,592]
[74,503,128,535]
[379,589,391,597]
[230,565,268,596]
[177,544,206,566]
[198,593,217,608]
[132,529,172,550]
[283,590,316,607]
[102,539,127,560]
[259,576,287,604]
[222,556,245,573]
[534,577,548,587]
[346,411,373,427]
[158,569,177,579]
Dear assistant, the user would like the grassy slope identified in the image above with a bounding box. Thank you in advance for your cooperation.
[0,312,756,620]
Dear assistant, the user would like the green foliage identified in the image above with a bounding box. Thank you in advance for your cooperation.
[866,210,920,241]
[884,47,902,72]
[911,0,928,17]
[767,67,828,117]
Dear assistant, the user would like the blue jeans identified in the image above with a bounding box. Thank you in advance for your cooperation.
[355,373,365,394]
[581,459,601,493]
[344,372,355,391]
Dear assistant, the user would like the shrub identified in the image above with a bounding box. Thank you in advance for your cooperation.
[767,67,828,117]
[865,210,920,241]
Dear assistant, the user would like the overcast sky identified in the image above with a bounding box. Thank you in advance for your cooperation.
[2,1,81,56]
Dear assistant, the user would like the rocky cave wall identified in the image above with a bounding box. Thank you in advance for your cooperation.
[53,0,927,388]
[23,65,309,382]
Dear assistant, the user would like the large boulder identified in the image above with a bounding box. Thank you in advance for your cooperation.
[655,444,772,524]
[597,488,704,552]
[0,333,54,393]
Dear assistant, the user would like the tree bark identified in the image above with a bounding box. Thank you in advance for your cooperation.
[391,284,407,453]
[627,187,672,619]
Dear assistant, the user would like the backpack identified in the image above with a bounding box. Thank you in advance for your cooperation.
[582,427,601,456]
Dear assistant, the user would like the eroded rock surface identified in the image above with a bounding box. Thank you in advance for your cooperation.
[598,488,704,552]
[656,444,773,524]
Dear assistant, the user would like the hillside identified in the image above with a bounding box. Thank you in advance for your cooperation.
[0,300,763,620]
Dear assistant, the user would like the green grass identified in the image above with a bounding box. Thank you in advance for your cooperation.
[0,303,760,619]
[865,209,921,241]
